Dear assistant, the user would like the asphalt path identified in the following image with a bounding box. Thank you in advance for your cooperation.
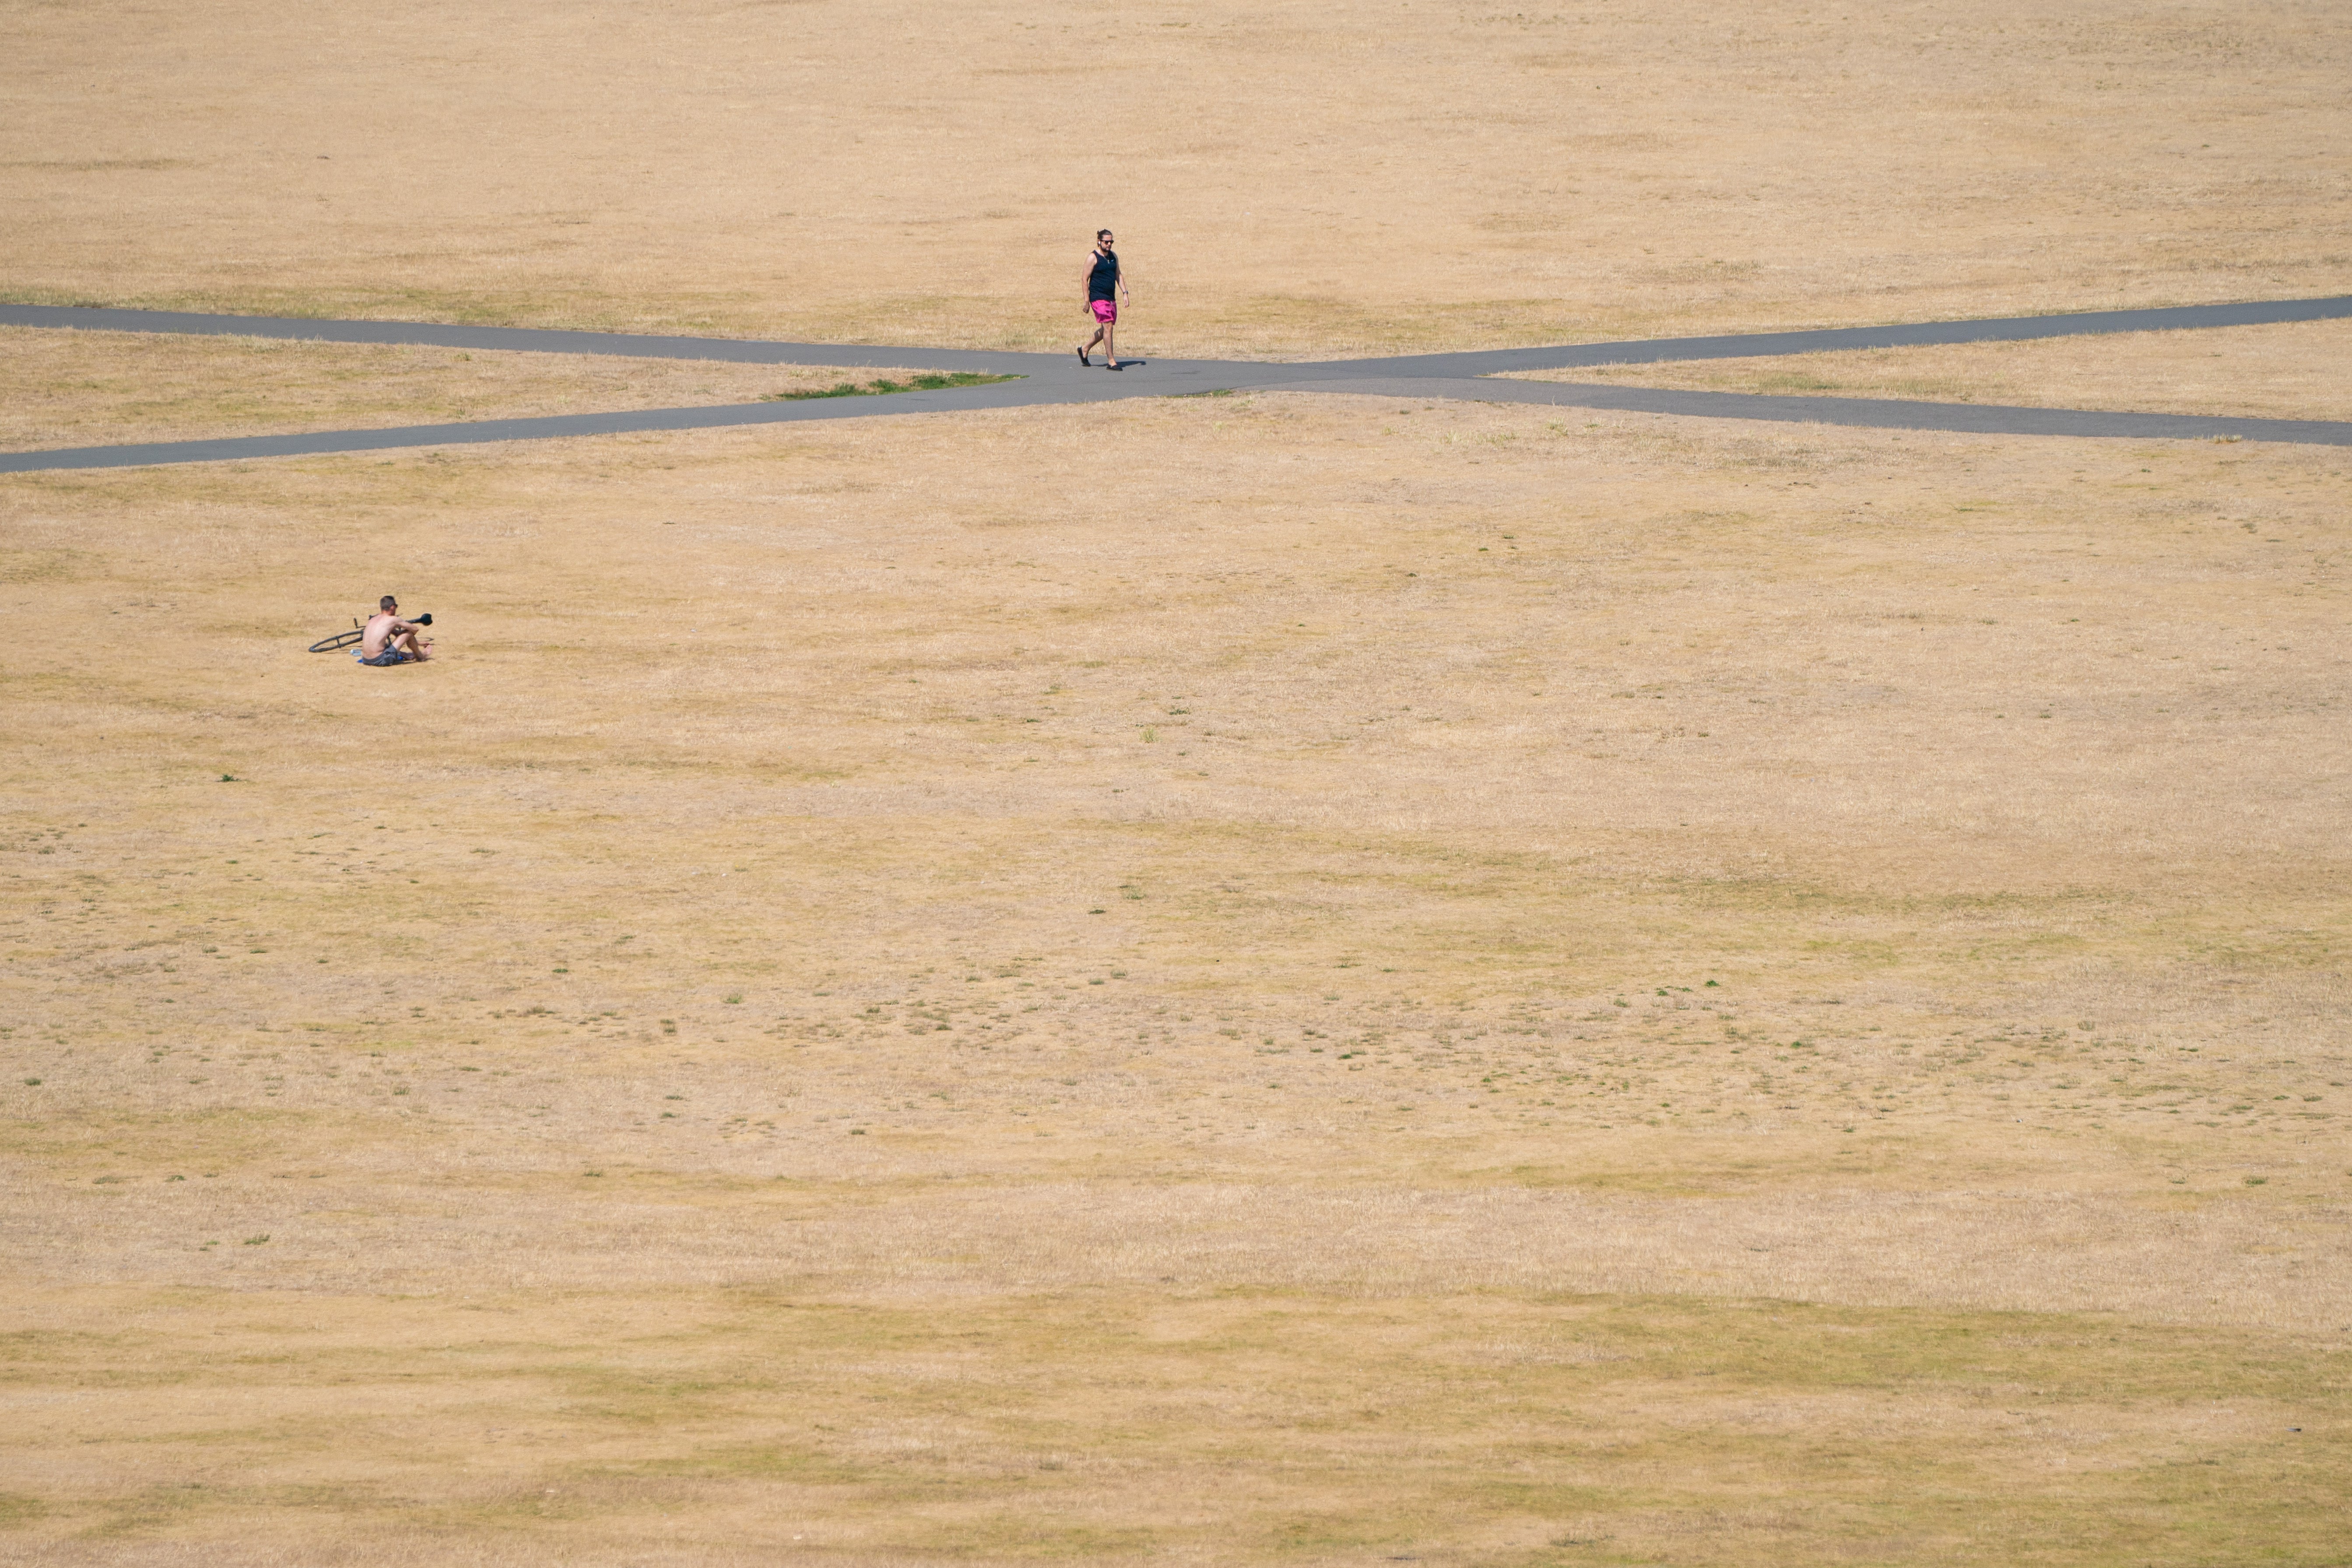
[0,302,1079,374]
[4,294,2348,471]
[1281,294,2352,378]
[11,295,2347,375]
[0,375,1158,474]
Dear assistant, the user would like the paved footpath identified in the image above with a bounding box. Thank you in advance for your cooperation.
[3,295,2348,473]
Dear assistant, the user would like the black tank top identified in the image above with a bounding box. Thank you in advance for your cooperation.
[1088,249,1120,301]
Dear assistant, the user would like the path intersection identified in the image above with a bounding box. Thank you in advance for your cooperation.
[3,294,2350,473]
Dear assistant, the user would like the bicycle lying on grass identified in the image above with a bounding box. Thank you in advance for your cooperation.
[309,612,429,653]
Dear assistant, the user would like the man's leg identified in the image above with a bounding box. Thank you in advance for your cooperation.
[1103,314,1118,368]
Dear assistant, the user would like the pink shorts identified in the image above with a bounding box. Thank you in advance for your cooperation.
[1090,299,1117,324]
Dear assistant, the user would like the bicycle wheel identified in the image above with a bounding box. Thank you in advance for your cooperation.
[308,628,364,653]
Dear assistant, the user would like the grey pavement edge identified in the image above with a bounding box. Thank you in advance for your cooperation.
[17,368,2345,474]
[0,302,1205,376]
[0,375,1165,475]
[1272,376,2352,447]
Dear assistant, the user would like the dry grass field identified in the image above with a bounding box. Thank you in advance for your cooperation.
[7,389,2348,1566]
[7,0,2351,354]
[4,2,2350,1566]
[0,329,934,452]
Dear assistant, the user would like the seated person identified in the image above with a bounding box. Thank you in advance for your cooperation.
[356,595,432,665]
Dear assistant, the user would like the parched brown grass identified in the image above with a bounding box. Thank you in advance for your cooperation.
[0,328,939,450]
[5,0,2351,1563]
[5,0,2350,354]
[1506,319,2352,421]
[5,388,2348,1564]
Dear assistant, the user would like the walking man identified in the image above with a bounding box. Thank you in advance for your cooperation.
[1077,228,1128,370]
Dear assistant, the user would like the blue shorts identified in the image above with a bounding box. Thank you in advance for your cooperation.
[356,645,413,666]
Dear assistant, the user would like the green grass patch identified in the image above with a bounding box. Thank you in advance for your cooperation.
[762,372,1018,401]
[11,1286,2347,1564]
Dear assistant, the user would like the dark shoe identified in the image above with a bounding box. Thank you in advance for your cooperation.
[1107,361,1123,371]
[1077,347,1090,366]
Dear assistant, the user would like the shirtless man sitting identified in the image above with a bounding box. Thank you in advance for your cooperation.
[356,595,432,665]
